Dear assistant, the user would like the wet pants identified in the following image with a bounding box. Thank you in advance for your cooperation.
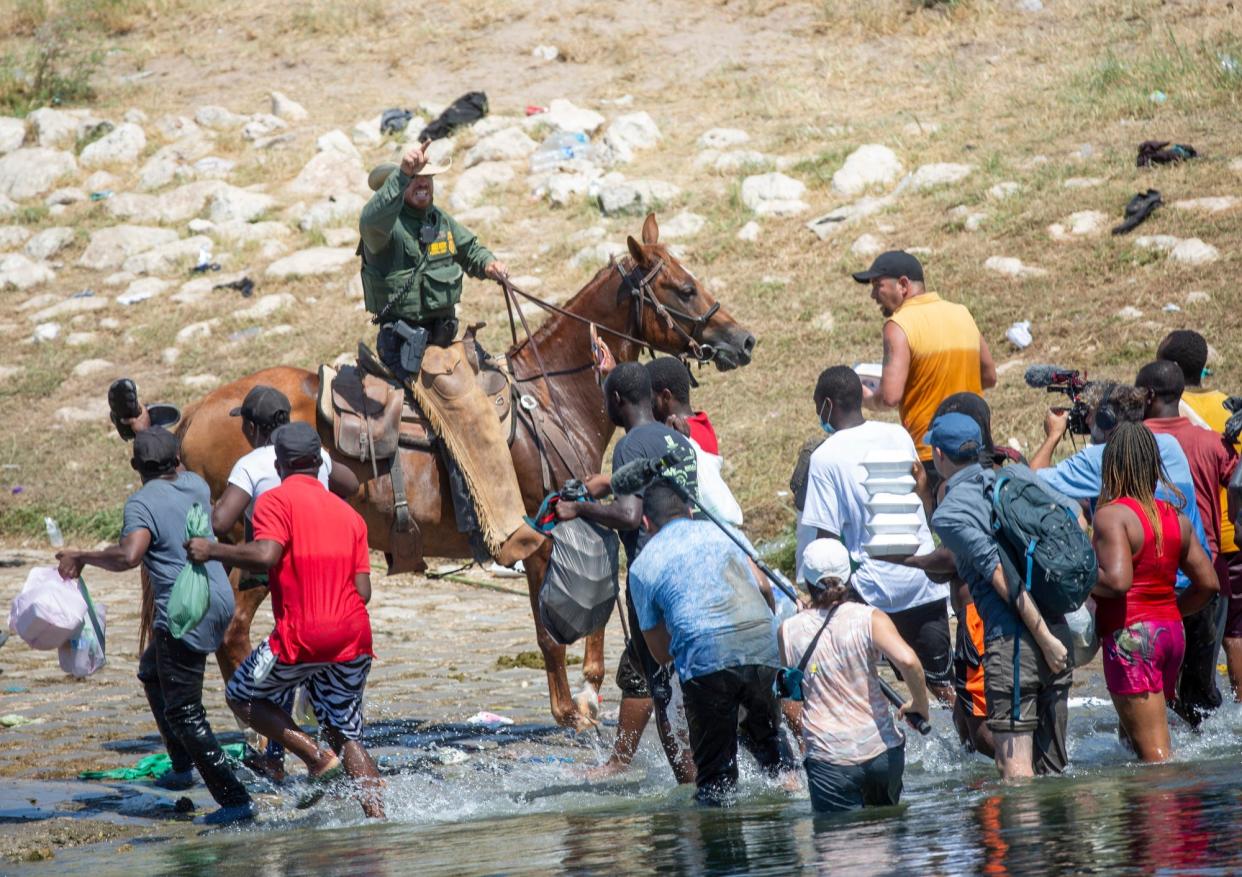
[137,628,251,808]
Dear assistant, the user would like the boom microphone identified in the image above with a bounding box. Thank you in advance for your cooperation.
[1024,364,1079,389]
[610,452,682,496]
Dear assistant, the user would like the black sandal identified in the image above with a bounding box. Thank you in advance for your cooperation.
[108,378,142,440]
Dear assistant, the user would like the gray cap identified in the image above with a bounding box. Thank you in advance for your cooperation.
[272,421,321,469]
[368,162,399,192]
[132,427,179,475]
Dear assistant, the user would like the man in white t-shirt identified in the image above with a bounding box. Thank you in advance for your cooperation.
[210,385,359,780]
[800,366,953,703]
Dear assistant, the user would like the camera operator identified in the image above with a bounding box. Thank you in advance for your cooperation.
[1030,380,1219,727]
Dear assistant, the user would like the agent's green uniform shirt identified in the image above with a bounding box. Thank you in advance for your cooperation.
[358,169,495,324]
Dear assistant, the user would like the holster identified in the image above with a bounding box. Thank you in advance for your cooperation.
[392,322,430,379]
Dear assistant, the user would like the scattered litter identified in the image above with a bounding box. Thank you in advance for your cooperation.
[380,108,414,134]
[531,45,560,62]
[466,711,515,728]
[0,714,43,728]
[214,276,255,298]
[44,517,63,548]
[1149,90,1167,104]
[525,105,547,116]
[418,91,488,143]
[9,487,20,495]
[1136,140,1197,167]
[192,246,220,273]
[80,745,247,780]
[2,685,26,693]
[33,323,60,342]
[70,289,95,299]
[1005,320,1033,349]
[520,755,575,764]
[1164,303,1182,312]
[89,190,113,201]
[117,289,155,305]
[529,131,592,173]
[1112,188,1162,235]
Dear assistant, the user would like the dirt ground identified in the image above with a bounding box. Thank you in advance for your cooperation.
[0,544,627,863]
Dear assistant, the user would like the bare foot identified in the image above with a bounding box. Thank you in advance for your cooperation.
[580,760,627,782]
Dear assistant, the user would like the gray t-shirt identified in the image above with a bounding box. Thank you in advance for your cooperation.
[122,471,235,654]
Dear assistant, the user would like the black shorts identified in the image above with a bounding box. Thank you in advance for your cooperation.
[886,599,953,689]
[614,587,672,709]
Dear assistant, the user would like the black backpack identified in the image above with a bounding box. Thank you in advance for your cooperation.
[989,464,1097,617]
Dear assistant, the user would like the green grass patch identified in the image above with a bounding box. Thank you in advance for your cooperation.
[0,500,124,542]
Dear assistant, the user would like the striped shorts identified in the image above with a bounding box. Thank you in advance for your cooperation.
[226,639,371,741]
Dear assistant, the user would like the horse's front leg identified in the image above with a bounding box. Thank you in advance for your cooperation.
[523,544,594,732]
[214,569,268,684]
[580,626,606,716]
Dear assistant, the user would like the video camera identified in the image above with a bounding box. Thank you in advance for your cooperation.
[1024,364,1091,436]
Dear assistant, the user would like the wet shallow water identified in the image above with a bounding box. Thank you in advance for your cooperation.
[16,696,1242,876]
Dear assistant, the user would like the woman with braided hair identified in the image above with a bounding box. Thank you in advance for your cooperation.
[1092,422,1219,762]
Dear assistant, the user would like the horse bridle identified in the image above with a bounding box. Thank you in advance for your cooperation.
[613,256,720,364]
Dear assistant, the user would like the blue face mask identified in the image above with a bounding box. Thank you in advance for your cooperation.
[821,421,835,436]
[818,399,834,435]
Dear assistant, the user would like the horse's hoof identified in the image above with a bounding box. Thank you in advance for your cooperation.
[573,683,601,724]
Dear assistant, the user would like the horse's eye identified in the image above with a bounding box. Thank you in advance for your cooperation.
[676,282,696,300]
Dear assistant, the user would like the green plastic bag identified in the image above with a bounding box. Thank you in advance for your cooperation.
[167,502,211,639]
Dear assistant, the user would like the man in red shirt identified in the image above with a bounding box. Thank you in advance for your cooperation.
[647,356,719,454]
[188,422,383,818]
[1138,361,1237,559]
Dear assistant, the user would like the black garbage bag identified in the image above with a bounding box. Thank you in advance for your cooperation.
[418,91,488,143]
[538,518,619,646]
[381,108,414,135]
[1136,140,1198,167]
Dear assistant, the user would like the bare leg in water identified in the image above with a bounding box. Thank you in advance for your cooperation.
[584,696,695,784]
[1112,691,1173,763]
[229,698,385,817]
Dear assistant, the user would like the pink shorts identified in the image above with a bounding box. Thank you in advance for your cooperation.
[1102,619,1185,701]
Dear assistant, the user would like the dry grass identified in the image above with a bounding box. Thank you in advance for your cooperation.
[0,0,1239,546]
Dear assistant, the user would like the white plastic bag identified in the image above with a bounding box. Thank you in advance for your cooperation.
[8,567,87,650]
[694,446,744,527]
[1062,603,1099,668]
[58,595,106,678]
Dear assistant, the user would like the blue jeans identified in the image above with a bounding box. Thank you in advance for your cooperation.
[804,744,904,814]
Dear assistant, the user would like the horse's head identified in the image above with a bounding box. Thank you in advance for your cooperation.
[621,213,756,371]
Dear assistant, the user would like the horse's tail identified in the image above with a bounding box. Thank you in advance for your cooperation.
[138,565,154,654]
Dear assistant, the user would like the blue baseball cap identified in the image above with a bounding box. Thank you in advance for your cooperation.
[923,412,982,460]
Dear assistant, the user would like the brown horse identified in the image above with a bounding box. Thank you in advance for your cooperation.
[175,213,755,730]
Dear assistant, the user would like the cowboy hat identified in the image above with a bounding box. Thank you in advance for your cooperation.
[368,154,453,191]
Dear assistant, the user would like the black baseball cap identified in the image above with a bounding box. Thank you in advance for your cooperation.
[272,421,321,470]
[132,427,180,475]
[852,250,924,284]
[229,385,291,428]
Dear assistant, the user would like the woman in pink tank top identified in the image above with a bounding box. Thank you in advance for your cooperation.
[1092,423,1218,762]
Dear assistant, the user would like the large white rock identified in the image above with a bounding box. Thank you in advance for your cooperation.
[71,359,115,378]
[1048,210,1109,241]
[24,227,75,261]
[0,147,77,200]
[450,162,515,211]
[208,186,275,223]
[316,129,361,159]
[601,112,661,164]
[176,319,218,342]
[1170,238,1220,266]
[152,114,201,141]
[1063,177,1104,189]
[465,127,538,167]
[570,241,627,269]
[28,294,106,322]
[660,211,706,239]
[0,117,25,154]
[28,107,78,148]
[0,225,30,248]
[270,92,308,122]
[832,145,903,197]
[193,156,235,179]
[295,192,367,230]
[122,235,213,275]
[988,181,1021,200]
[984,256,1047,278]
[45,187,85,206]
[195,105,248,130]
[740,172,807,216]
[55,398,110,423]
[910,162,973,190]
[117,277,170,305]
[106,180,226,224]
[736,220,760,241]
[0,253,55,290]
[80,123,147,168]
[1135,234,1180,252]
[1172,196,1239,214]
[711,150,770,173]
[470,115,520,138]
[540,99,605,135]
[698,128,749,150]
[182,374,221,391]
[542,172,593,206]
[598,179,681,215]
[286,150,367,198]
[137,137,211,189]
[850,233,884,257]
[79,225,179,270]
[242,114,287,142]
[266,246,355,278]
[350,116,383,146]
[235,292,296,319]
[213,220,290,244]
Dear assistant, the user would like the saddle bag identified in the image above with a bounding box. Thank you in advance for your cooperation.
[538,518,620,646]
[331,365,402,462]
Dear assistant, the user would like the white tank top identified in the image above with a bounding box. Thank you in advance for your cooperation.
[779,603,905,765]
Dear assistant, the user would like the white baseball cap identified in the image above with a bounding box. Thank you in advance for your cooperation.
[801,538,852,590]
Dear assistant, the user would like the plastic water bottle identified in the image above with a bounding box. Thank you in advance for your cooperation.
[45,516,64,548]
[529,131,591,173]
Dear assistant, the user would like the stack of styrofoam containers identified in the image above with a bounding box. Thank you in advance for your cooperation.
[861,449,923,557]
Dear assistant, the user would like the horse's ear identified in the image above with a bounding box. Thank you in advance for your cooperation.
[641,213,659,245]
[627,235,647,266]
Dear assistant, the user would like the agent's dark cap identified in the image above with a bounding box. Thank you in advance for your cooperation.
[132,427,180,474]
[923,412,982,460]
[229,385,291,428]
[852,250,924,284]
[272,422,321,470]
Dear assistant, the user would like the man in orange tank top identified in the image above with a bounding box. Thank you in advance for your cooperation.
[852,251,997,495]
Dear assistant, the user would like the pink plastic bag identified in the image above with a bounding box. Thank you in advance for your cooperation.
[8,567,87,650]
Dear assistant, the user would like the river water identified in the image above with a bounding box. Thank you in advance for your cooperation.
[19,693,1242,876]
